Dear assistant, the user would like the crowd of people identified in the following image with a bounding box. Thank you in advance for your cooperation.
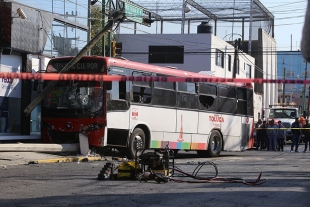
[255,118,310,152]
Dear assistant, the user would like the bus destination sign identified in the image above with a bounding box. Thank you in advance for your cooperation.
[48,60,104,72]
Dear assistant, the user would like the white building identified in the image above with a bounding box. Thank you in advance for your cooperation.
[116,33,255,79]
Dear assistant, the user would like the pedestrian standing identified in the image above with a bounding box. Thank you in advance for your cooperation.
[277,121,286,151]
[255,119,263,150]
[260,120,268,150]
[291,118,302,152]
[302,119,310,152]
[267,119,278,151]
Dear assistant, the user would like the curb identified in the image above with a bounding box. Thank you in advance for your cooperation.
[28,156,106,164]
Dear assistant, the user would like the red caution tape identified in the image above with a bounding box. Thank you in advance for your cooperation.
[0,72,309,84]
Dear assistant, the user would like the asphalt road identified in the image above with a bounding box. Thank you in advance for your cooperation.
[1,145,310,207]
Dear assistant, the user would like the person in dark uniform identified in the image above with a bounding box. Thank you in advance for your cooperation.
[277,121,286,151]
[255,119,263,150]
[291,118,302,152]
[267,119,278,151]
[260,120,268,150]
[302,119,310,152]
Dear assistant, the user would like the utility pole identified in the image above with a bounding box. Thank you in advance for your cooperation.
[88,0,100,55]
[282,67,286,105]
[108,0,112,57]
[181,0,185,34]
[87,0,91,55]
[102,0,106,56]
[303,61,308,117]
[24,11,124,116]
[232,39,239,78]
[308,85,310,118]
[248,0,253,55]
[291,34,292,51]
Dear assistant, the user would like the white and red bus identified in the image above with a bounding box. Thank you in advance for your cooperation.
[40,56,254,158]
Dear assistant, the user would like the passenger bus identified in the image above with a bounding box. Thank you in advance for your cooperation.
[40,56,254,158]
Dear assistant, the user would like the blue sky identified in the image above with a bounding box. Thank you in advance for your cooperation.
[260,0,307,51]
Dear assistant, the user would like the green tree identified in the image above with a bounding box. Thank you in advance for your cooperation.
[90,5,103,56]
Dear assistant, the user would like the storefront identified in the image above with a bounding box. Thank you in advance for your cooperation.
[0,55,22,134]
[0,1,88,140]
[30,56,51,134]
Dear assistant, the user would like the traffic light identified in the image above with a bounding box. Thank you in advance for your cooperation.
[111,41,122,57]
[111,40,116,57]
[116,42,122,56]
[142,17,154,27]
[142,13,154,27]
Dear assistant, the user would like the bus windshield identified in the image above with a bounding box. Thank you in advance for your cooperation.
[42,80,103,116]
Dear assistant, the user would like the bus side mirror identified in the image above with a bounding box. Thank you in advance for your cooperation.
[106,82,112,90]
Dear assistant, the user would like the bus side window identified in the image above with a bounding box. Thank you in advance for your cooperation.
[119,81,126,100]
[177,82,197,109]
[108,77,127,101]
[108,67,130,101]
[109,81,120,100]
[131,70,152,104]
[218,86,237,114]
[153,74,176,107]
[106,82,112,90]
[199,95,215,109]
[132,85,151,104]
[237,88,247,115]
[198,83,217,111]
[133,94,142,103]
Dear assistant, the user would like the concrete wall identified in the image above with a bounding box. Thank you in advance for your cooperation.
[254,93,263,122]
[259,29,277,118]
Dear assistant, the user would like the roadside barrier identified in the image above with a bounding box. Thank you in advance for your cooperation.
[2,72,310,84]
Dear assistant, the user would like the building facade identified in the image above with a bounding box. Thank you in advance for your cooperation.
[116,33,255,79]
[277,51,309,115]
[0,0,88,139]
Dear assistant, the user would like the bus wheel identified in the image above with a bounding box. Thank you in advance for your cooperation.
[128,128,145,160]
[197,131,222,158]
[208,131,222,157]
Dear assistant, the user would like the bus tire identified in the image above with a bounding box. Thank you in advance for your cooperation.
[207,130,222,157]
[128,128,145,160]
[197,131,222,158]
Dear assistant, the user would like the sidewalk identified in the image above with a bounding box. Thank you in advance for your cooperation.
[0,142,108,168]
[0,151,107,168]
